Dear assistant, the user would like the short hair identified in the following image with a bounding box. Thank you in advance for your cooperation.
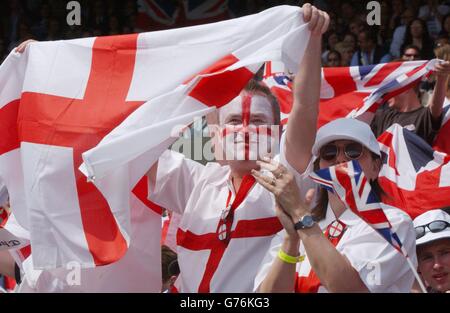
[161,245,179,282]
[243,79,281,126]
[207,78,282,127]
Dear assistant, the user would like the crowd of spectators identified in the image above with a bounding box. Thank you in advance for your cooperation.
[1,1,450,66]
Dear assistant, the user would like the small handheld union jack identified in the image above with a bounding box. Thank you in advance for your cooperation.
[309,160,408,257]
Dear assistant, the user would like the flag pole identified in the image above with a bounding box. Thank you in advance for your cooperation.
[404,255,427,293]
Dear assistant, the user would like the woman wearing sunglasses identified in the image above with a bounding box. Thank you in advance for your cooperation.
[252,4,416,293]
[413,209,450,293]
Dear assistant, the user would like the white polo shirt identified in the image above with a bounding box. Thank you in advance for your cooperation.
[254,203,417,293]
[149,148,315,293]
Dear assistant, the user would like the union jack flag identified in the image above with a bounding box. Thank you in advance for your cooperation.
[181,0,230,26]
[136,0,180,30]
[310,160,408,256]
[136,0,230,31]
[262,60,436,127]
[378,124,450,219]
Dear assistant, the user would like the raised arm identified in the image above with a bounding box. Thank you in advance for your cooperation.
[427,61,450,120]
[285,4,329,174]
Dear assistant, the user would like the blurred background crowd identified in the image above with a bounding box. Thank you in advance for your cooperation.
[1,0,450,66]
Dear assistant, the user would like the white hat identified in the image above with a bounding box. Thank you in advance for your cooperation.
[414,209,450,246]
[312,118,381,158]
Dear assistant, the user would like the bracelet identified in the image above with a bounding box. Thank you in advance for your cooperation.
[277,249,305,264]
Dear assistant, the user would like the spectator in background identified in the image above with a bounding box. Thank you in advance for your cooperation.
[334,41,354,66]
[325,50,341,67]
[390,8,417,58]
[321,31,339,65]
[351,28,391,66]
[413,209,450,293]
[347,18,364,38]
[343,32,357,52]
[161,245,180,293]
[340,1,357,26]
[402,18,435,61]
[418,0,450,39]
[389,0,405,32]
[401,44,422,61]
[371,58,450,146]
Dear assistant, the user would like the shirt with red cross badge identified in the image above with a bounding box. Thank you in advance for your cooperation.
[148,145,315,293]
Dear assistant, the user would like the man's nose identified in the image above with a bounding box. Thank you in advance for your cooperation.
[432,256,444,271]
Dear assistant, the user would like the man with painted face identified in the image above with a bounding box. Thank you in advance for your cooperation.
[146,5,328,293]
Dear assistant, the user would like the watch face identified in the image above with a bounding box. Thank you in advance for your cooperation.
[302,215,314,227]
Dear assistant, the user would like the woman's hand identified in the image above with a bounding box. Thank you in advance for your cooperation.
[251,157,309,222]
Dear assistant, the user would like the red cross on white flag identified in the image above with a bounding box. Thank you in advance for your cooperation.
[0,5,311,279]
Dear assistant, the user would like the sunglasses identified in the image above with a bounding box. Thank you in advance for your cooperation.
[319,142,363,161]
[415,220,450,239]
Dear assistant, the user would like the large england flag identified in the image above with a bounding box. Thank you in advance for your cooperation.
[0,5,310,276]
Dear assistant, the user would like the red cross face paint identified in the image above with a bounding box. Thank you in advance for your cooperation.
[216,92,279,161]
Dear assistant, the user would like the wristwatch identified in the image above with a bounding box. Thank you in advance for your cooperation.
[294,214,316,230]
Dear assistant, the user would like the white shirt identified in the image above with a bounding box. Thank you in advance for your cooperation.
[149,142,315,292]
[254,203,417,293]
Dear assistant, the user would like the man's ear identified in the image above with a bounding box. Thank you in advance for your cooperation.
[169,275,178,287]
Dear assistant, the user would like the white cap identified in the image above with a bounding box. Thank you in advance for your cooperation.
[312,118,381,158]
[414,209,450,246]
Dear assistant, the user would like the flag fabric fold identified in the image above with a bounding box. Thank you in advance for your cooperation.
[378,124,450,219]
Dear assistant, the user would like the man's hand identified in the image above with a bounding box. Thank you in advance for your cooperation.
[302,3,330,36]
[15,39,37,54]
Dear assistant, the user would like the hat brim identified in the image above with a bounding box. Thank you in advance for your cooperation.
[416,230,450,246]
